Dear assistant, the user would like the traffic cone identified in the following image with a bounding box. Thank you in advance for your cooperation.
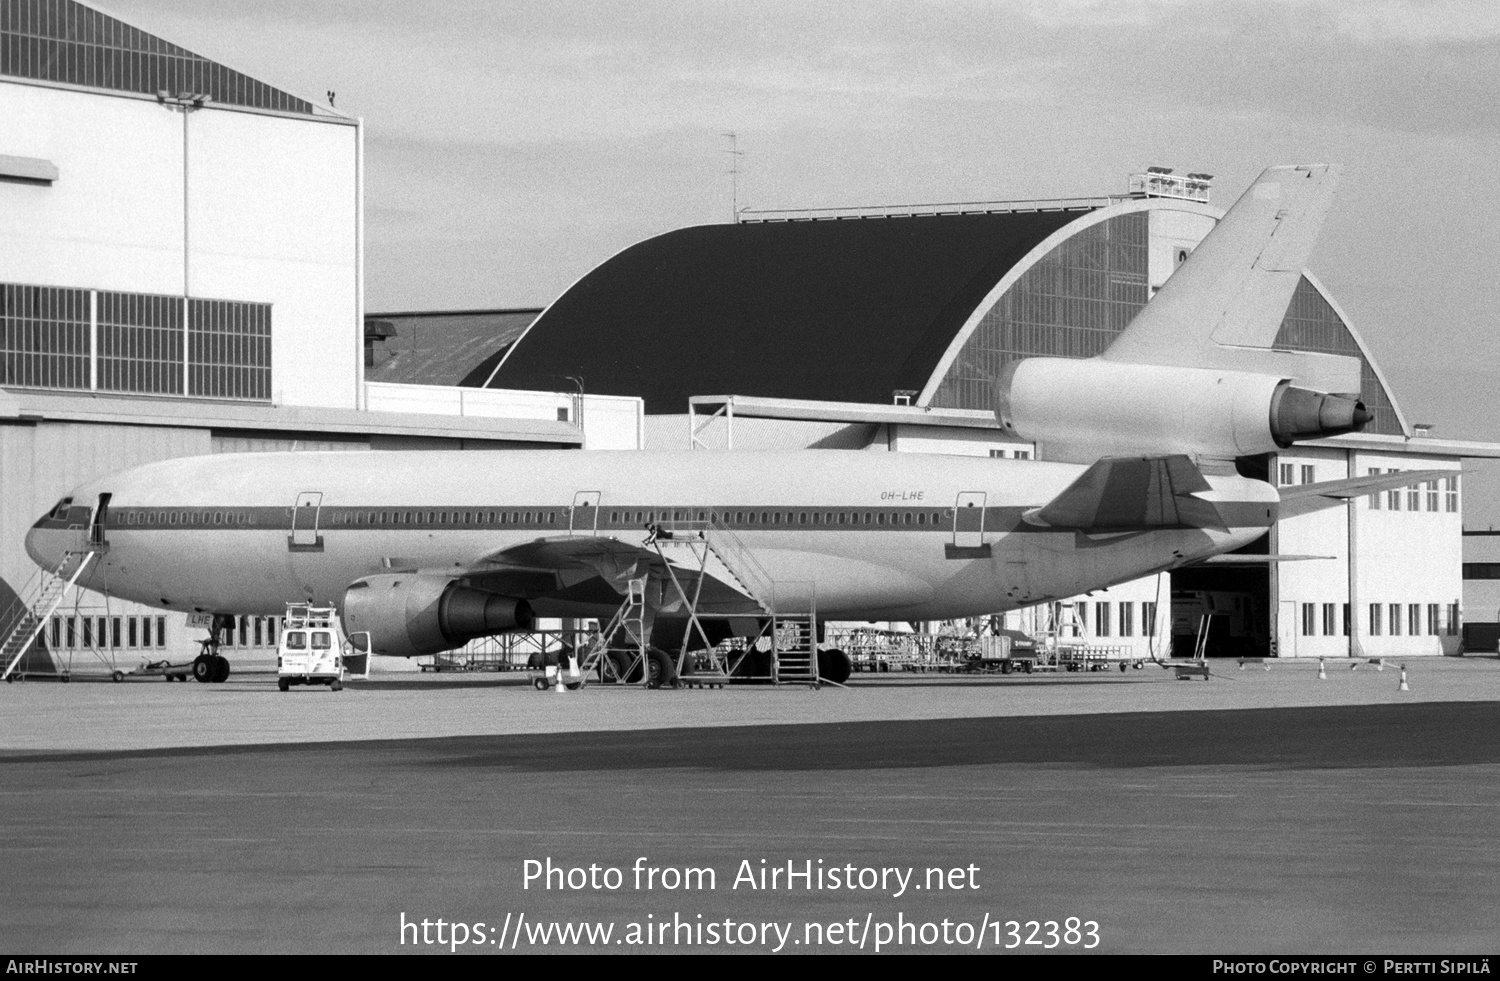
[1399,664,1410,692]
[1317,658,1326,680]
[1350,662,1359,672]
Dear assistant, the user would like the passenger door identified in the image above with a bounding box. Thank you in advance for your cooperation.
[289,492,324,551]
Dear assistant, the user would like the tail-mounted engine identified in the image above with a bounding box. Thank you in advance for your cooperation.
[993,358,1371,463]
[342,573,535,658]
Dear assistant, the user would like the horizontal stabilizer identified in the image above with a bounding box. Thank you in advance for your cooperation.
[1101,164,1358,388]
[1277,469,1452,520]
[1024,455,1225,532]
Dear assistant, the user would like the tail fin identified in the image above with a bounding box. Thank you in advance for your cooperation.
[1100,164,1359,393]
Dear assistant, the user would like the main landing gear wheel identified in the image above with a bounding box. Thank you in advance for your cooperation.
[211,655,231,683]
[644,648,677,690]
[192,655,214,683]
[606,650,635,684]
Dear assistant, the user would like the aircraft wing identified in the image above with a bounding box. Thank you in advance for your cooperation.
[465,533,764,614]
[1276,469,1452,520]
[1022,455,1226,532]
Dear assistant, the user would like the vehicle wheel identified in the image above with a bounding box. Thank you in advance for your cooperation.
[192,655,214,683]
[331,679,343,692]
[645,648,676,689]
[533,677,549,691]
[112,670,124,683]
[817,648,852,685]
[278,677,290,692]
[212,655,231,683]
[565,681,583,691]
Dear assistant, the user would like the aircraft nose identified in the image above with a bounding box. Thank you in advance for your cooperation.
[25,520,59,572]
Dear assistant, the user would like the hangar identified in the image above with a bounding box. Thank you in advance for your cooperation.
[0,0,639,676]
[476,179,1500,659]
[3,0,1495,676]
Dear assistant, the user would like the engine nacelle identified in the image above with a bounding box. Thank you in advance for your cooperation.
[994,358,1370,463]
[342,573,535,658]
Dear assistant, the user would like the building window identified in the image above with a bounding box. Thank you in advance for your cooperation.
[1408,484,1421,512]
[1300,465,1315,484]
[156,616,167,648]
[1342,603,1350,636]
[128,617,138,648]
[1463,563,1500,580]
[1409,604,1422,637]
[1143,602,1157,637]
[4,283,271,401]
[0,0,316,113]
[1119,602,1134,637]
[49,617,61,649]
[1322,603,1336,636]
[1369,604,1382,637]
[111,617,122,648]
[1387,473,1401,512]
[1427,604,1440,636]
[1388,603,1402,637]
[1280,463,1295,486]
[1447,603,1460,636]
[1369,469,1382,509]
[0,284,91,390]
[1301,603,1315,636]
[1075,603,1088,636]
[141,616,151,648]
[1015,450,1031,460]
[1426,481,1439,512]
[1446,476,1460,513]
[97,291,184,396]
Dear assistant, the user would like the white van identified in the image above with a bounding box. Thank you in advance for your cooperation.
[277,604,344,691]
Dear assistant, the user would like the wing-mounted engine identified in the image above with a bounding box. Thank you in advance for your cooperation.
[342,573,535,658]
[994,358,1372,464]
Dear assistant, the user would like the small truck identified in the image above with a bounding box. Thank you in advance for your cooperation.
[277,604,344,691]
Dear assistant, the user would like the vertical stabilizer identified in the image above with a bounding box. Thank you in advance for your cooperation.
[1100,165,1347,379]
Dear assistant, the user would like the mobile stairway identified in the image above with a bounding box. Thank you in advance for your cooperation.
[1,550,98,682]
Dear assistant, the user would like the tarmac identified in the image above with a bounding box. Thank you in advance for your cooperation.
[2,657,1498,954]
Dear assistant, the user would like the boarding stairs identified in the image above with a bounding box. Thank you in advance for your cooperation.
[1,551,97,681]
[572,514,822,686]
[577,577,650,684]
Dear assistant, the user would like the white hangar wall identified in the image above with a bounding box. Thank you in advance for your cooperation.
[0,78,362,410]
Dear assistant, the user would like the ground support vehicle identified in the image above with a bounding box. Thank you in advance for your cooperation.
[113,658,192,682]
[276,604,345,691]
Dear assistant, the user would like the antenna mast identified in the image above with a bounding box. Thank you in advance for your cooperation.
[722,131,743,222]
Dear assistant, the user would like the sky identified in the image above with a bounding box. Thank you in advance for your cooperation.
[99,0,1500,510]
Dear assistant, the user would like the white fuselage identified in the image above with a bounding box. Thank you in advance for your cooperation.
[26,450,1276,622]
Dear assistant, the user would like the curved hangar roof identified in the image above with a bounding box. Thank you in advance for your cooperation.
[485,201,1406,436]
[486,210,1084,413]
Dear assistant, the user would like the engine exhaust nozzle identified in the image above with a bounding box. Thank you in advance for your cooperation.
[1270,384,1371,446]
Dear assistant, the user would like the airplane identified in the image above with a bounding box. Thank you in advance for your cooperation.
[22,164,1443,685]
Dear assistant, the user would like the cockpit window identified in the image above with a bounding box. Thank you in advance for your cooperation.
[50,498,72,520]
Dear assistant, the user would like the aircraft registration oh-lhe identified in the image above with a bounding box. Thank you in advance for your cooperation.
[24,165,1444,684]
